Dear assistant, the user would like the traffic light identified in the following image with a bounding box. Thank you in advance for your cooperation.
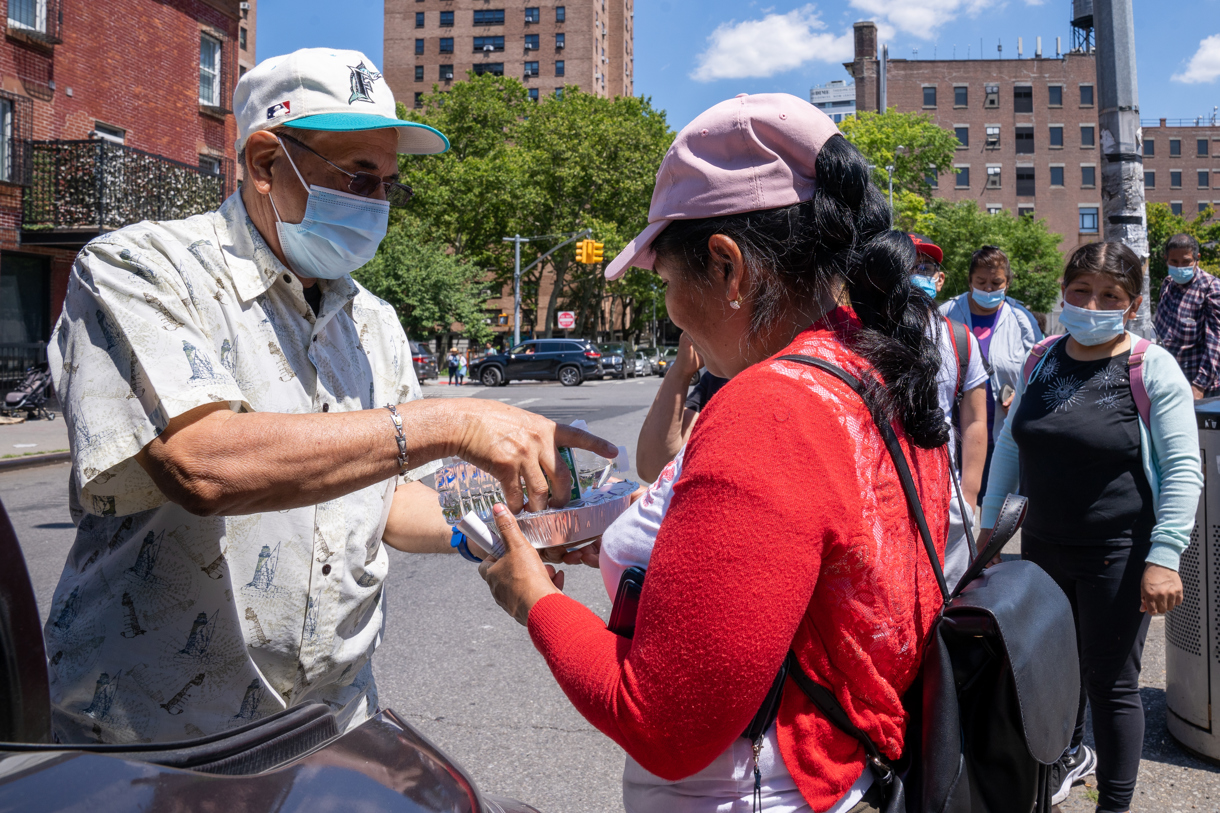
[574,239,589,263]
[589,241,604,263]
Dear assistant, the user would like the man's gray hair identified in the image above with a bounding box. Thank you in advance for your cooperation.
[1166,232,1201,260]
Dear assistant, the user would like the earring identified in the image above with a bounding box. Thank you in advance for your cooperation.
[729,295,742,310]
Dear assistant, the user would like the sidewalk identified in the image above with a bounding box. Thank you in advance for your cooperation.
[0,408,69,469]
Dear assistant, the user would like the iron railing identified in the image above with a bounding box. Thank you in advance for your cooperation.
[22,140,227,235]
[0,342,45,388]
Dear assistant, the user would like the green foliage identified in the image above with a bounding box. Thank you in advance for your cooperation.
[354,215,494,346]
[1146,202,1220,304]
[921,199,1064,312]
[839,109,959,198]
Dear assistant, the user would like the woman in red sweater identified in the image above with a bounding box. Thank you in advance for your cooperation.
[480,93,950,813]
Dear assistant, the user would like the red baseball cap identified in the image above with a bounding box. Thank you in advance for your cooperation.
[910,236,943,265]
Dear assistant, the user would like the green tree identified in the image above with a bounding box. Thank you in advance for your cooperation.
[1146,202,1220,305]
[921,199,1064,312]
[839,109,959,199]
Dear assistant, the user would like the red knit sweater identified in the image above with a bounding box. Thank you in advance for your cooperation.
[527,311,949,811]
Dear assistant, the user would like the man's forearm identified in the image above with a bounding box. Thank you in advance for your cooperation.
[637,370,698,483]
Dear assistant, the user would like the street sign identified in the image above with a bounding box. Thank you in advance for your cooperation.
[557,311,576,330]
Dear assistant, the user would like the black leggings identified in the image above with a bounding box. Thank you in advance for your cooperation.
[1022,533,1151,813]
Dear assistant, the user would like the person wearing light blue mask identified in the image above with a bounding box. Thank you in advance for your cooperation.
[1154,232,1220,400]
[979,241,1201,813]
[42,47,621,744]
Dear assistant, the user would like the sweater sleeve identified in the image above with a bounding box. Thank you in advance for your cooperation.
[526,373,857,780]
[980,364,1027,528]
[1144,346,1205,570]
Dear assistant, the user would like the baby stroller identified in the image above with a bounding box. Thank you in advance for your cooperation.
[2,363,54,421]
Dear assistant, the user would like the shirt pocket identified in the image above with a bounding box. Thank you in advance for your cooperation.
[1178,315,1200,344]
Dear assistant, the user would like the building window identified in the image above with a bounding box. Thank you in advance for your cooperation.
[1201,202,1212,213]
[415,65,424,81]
[922,86,937,107]
[1081,126,1095,147]
[1201,170,1211,188]
[416,11,424,27]
[1145,171,1155,188]
[473,9,506,25]
[954,126,969,148]
[987,205,1003,215]
[1172,202,1183,216]
[985,126,1000,149]
[1080,84,1094,106]
[439,64,454,80]
[984,84,999,108]
[1015,126,1034,154]
[1016,167,1035,196]
[954,86,968,106]
[199,33,222,106]
[240,27,247,50]
[1050,166,1065,186]
[1082,165,1096,187]
[198,155,222,175]
[1079,207,1099,233]
[1170,138,1181,156]
[986,166,1001,189]
[556,60,565,76]
[8,0,47,33]
[1048,85,1063,107]
[955,166,970,188]
[473,63,504,76]
[1171,170,1182,188]
[525,7,540,23]
[528,88,539,101]
[474,36,505,52]
[440,11,454,26]
[524,61,539,77]
[926,169,939,188]
[555,87,564,98]
[414,92,423,109]
[525,34,539,50]
[1200,139,1210,157]
[1143,138,1154,157]
[0,98,13,182]
[1018,206,1035,219]
[1049,125,1064,148]
[440,37,454,53]
[415,38,424,55]
[556,5,566,21]
[556,32,565,48]
[1014,86,1033,113]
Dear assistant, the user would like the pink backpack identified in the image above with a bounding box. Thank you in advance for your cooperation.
[1022,335,1152,428]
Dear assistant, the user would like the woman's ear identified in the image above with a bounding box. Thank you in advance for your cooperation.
[1128,295,1144,319]
[706,234,746,301]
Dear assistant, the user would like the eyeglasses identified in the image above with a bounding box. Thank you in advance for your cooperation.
[914,262,941,275]
[277,132,414,208]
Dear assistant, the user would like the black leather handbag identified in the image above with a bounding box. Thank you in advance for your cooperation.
[750,356,1080,813]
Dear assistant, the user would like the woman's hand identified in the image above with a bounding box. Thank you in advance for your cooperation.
[1141,563,1184,615]
[480,504,566,626]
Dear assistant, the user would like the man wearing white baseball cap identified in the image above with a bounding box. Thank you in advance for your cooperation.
[45,48,615,744]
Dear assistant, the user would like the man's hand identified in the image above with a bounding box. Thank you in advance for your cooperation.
[1192,385,1206,400]
[480,504,565,626]
[453,400,618,514]
[1141,563,1184,615]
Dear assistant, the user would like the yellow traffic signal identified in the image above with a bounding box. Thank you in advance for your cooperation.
[574,239,588,263]
[590,241,604,263]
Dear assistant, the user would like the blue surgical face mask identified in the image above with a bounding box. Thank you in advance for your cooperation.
[268,141,390,280]
[1058,302,1129,346]
[912,274,938,298]
[971,287,1006,309]
[1167,264,1196,285]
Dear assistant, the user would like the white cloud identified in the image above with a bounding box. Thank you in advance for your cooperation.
[690,5,854,82]
[848,0,989,40]
[1173,34,1220,84]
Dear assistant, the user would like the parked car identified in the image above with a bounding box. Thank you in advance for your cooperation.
[653,347,678,376]
[409,340,439,381]
[470,339,603,387]
[0,500,540,813]
[596,343,636,380]
[633,356,651,377]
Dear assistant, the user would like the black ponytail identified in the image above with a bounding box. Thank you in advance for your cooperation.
[651,134,948,449]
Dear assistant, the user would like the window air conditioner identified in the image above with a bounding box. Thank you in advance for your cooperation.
[240,2,250,9]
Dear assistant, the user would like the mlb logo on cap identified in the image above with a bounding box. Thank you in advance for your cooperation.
[234,48,449,155]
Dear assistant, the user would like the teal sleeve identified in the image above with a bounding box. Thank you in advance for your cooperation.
[1143,348,1205,571]
[980,370,1026,528]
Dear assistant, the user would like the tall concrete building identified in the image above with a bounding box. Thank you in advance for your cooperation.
[384,0,634,108]
[1141,119,1220,219]
[810,79,855,124]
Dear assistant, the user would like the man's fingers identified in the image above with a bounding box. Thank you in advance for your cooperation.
[492,503,532,551]
[540,444,574,509]
[553,425,619,461]
[522,462,550,513]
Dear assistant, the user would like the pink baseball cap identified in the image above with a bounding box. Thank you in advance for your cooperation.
[604,93,841,281]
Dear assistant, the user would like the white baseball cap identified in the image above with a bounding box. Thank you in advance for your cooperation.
[234,48,449,155]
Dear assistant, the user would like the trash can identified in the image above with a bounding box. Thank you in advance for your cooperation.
[1166,399,1220,761]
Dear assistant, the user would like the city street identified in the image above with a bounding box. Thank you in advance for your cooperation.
[2,374,1217,811]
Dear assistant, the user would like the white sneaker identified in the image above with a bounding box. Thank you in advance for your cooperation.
[1050,744,1098,805]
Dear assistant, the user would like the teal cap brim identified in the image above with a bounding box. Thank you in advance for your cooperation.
[283,113,449,155]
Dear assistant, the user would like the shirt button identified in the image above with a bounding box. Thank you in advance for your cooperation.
[322,403,330,412]
[321,564,331,575]
[283,274,292,283]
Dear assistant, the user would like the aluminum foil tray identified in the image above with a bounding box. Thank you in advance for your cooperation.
[513,480,639,549]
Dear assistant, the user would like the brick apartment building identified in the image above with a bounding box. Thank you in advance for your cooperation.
[384,0,634,109]
[1142,119,1220,219]
[0,0,245,384]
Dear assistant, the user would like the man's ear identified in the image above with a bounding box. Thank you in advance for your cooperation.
[244,130,282,195]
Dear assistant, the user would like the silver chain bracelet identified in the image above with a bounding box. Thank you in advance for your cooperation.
[384,404,409,474]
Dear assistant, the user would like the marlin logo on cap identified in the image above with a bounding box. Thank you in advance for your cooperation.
[266,101,290,120]
[347,61,382,105]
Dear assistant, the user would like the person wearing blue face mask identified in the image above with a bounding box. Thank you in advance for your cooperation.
[978,241,1202,813]
[1154,232,1220,399]
[43,48,618,744]
[939,246,1043,504]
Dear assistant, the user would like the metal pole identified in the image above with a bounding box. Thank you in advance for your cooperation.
[1094,0,1152,336]
[886,165,894,210]
[512,236,523,346]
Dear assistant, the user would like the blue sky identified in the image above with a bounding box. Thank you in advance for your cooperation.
[259,0,1220,132]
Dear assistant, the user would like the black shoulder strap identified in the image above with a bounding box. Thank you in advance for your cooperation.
[945,316,969,406]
